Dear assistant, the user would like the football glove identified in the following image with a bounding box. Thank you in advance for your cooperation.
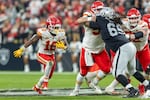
[13,47,25,58]
[56,41,67,50]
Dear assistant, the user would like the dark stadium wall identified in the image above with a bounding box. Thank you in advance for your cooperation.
[0,43,78,72]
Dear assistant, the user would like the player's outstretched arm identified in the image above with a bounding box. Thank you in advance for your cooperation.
[76,15,96,26]
[13,34,40,58]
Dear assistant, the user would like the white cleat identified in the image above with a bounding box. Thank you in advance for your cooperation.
[69,90,79,96]
[95,87,103,94]
[105,86,119,95]
[141,90,150,99]
[42,87,48,90]
[89,83,103,94]
[105,86,114,93]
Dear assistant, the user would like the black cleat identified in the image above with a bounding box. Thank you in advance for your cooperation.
[123,88,139,98]
[145,82,150,91]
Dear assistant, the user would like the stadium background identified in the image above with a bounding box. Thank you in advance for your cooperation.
[0,0,149,71]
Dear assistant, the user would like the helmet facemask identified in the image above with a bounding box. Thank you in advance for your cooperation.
[127,15,141,27]
[127,8,141,27]
[47,24,61,36]
[92,6,103,16]
[46,16,61,36]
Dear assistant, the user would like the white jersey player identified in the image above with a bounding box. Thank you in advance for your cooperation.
[13,15,68,94]
[70,1,111,96]
[123,8,150,74]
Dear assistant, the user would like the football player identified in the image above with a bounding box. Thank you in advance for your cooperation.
[80,7,150,98]
[105,8,150,97]
[70,1,112,96]
[13,15,68,94]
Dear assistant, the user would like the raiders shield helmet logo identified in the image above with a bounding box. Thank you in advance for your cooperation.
[0,48,10,66]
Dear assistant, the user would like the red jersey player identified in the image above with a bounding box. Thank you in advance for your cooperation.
[70,1,111,96]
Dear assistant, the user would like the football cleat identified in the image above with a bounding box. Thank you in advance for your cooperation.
[69,89,79,96]
[145,82,150,90]
[32,85,42,94]
[42,82,48,90]
[123,88,139,98]
[89,82,103,94]
[141,90,150,99]
[104,86,120,95]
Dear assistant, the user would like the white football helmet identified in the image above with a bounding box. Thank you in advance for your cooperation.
[127,8,141,27]
[99,7,116,20]
[46,15,61,35]
[91,1,104,16]
[142,14,150,29]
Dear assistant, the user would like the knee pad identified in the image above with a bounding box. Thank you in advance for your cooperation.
[97,70,106,78]
[85,71,97,82]
[76,73,84,83]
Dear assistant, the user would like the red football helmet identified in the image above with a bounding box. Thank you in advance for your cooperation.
[46,15,61,34]
[91,1,104,16]
[127,8,141,27]
[142,14,150,29]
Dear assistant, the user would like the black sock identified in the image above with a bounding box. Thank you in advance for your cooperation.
[116,75,129,87]
[133,72,145,83]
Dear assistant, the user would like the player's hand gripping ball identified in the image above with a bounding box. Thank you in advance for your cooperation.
[56,41,67,50]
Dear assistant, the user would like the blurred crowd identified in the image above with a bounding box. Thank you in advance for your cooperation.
[0,0,150,45]
[1,0,150,72]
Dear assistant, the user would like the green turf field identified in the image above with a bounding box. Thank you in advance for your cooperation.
[0,71,143,100]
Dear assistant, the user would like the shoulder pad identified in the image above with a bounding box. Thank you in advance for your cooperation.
[37,28,47,37]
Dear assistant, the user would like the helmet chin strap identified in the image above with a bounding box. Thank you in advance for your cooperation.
[50,32,56,36]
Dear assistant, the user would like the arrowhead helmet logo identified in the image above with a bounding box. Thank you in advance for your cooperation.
[0,48,10,66]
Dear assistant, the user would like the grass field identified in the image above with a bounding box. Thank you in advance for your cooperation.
[0,71,144,100]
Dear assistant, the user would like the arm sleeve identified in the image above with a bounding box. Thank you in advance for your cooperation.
[89,21,100,29]
[134,31,144,39]
[89,16,101,30]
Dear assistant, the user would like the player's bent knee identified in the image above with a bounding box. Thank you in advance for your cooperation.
[80,72,87,77]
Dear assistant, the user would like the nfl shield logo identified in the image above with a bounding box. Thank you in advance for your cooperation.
[0,48,10,66]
